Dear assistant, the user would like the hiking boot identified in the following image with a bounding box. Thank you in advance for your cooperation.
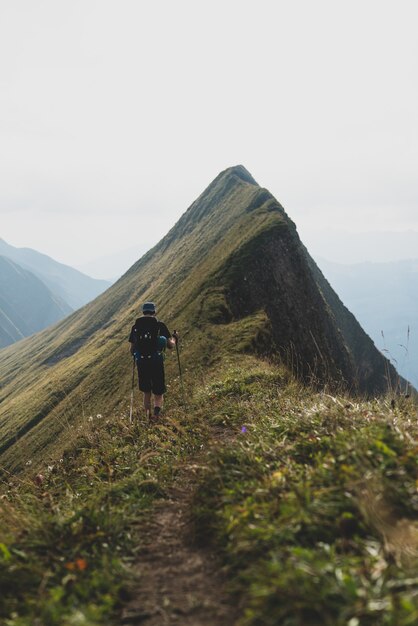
[150,406,161,422]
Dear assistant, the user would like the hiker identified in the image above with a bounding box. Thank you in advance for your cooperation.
[129,302,177,421]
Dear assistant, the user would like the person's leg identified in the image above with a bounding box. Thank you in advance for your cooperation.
[137,360,152,419]
[143,391,152,416]
[153,394,163,417]
[151,355,166,419]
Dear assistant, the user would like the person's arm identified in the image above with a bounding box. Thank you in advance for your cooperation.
[160,322,177,350]
[167,330,178,350]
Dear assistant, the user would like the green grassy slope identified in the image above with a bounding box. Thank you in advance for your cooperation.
[1,356,417,625]
[0,166,399,473]
[194,359,418,626]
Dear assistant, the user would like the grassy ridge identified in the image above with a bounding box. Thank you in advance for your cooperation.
[1,355,418,624]
[192,359,418,625]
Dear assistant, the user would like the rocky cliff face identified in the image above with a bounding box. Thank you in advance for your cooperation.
[185,167,398,393]
[217,218,389,392]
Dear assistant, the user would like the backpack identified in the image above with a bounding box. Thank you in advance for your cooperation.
[132,316,160,358]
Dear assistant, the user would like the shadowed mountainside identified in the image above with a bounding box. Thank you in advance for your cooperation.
[0,255,72,348]
[0,165,400,472]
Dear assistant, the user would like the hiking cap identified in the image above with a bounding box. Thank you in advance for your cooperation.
[142,301,156,313]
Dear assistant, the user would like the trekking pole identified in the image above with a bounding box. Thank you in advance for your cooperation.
[129,355,136,423]
[173,330,186,404]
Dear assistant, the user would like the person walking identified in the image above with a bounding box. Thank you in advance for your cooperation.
[129,302,177,421]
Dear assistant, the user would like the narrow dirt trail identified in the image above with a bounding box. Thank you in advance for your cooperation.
[120,438,240,626]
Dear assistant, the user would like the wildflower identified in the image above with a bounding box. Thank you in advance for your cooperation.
[65,558,88,571]
[241,426,247,433]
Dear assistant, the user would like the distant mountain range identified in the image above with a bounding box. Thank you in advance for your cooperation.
[0,165,401,472]
[0,255,72,348]
[317,258,418,387]
[0,238,112,349]
[0,238,111,309]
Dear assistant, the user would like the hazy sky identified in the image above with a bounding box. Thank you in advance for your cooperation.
[1,0,417,272]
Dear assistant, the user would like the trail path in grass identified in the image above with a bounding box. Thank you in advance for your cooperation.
[120,428,239,626]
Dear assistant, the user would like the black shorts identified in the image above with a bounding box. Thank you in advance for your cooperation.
[136,353,166,395]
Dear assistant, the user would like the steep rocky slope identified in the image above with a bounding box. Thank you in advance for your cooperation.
[0,166,400,472]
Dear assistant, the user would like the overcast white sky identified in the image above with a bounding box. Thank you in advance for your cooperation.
[1,0,417,274]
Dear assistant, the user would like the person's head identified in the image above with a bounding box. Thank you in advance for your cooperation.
[142,301,156,316]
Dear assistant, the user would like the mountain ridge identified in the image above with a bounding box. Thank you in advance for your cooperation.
[0,166,402,472]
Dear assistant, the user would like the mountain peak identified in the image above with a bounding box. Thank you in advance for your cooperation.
[144,165,263,257]
[221,165,258,186]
